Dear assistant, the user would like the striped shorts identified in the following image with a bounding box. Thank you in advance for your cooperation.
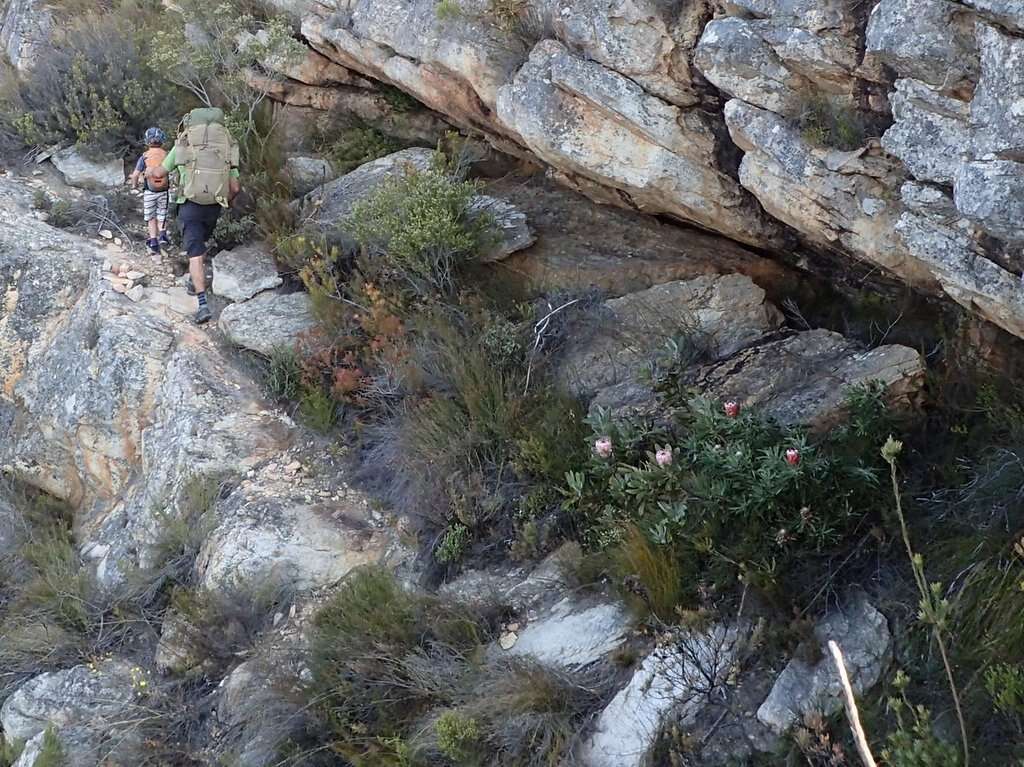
[142,189,170,223]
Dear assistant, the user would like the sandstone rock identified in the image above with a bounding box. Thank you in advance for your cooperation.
[284,155,337,197]
[959,0,1024,31]
[582,624,746,767]
[468,194,535,261]
[486,175,795,301]
[724,99,937,289]
[686,329,926,431]
[51,147,124,189]
[219,291,317,356]
[882,79,973,184]
[971,23,1024,157]
[864,0,978,89]
[695,17,811,115]
[1,660,136,743]
[896,183,1024,339]
[212,243,283,302]
[503,597,630,668]
[196,471,390,593]
[1,0,53,73]
[955,158,1024,242]
[215,656,307,767]
[558,274,783,399]
[757,596,891,734]
[496,40,779,249]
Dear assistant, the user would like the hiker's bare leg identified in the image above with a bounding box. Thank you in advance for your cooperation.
[190,254,206,294]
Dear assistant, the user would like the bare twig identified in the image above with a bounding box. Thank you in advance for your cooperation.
[828,640,877,767]
[523,298,579,394]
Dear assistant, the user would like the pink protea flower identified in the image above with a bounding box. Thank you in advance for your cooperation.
[594,436,613,459]
[785,448,801,466]
[655,446,673,467]
[723,400,740,418]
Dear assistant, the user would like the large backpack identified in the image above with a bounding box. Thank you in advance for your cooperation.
[173,108,238,206]
[143,147,169,192]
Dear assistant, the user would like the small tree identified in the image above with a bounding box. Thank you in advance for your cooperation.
[149,0,304,139]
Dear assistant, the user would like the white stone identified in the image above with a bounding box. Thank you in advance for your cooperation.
[212,243,283,302]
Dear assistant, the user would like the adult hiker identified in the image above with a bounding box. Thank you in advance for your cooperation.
[162,107,241,324]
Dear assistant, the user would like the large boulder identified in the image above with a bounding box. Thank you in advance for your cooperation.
[864,0,978,89]
[298,147,534,259]
[557,274,784,399]
[686,329,926,431]
[501,597,631,668]
[1,659,139,761]
[1,0,52,73]
[218,291,317,356]
[212,243,283,302]
[496,40,780,249]
[50,147,125,189]
[882,78,973,185]
[0,177,294,590]
[196,458,391,593]
[757,596,891,734]
[284,155,338,197]
[582,624,747,767]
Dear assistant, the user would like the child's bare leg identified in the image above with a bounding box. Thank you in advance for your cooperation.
[148,219,159,239]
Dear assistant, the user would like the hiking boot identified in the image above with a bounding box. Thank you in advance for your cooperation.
[146,237,160,256]
[193,304,212,325]
[159,231,170,246]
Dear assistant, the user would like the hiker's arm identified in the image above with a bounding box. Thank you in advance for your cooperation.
[129,157,145,188]
[228,166,241,201]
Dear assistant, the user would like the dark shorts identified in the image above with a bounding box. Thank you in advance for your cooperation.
[178,201,222,259]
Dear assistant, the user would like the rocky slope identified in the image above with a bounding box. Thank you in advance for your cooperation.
[252,0,1024,341]
[0,150,925,761]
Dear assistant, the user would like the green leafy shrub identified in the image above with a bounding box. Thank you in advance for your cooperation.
[564,389,890,601]
[436,0,463,20]
[436,523,471,565]
[346,157,495,302]
[435,711,481,762]
[0,737,24,767]
[881,672,961,767]
[212,213,258,250]
[5,4,187,153]
[985,663,1024,723]
[327,126,401,174]
[150,0,304,141]
[299,384,338,433]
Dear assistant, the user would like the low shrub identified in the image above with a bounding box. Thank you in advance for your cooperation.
[798,94,867,151]
[264,346,304,401]
[166,579,293,677]
[5,4,187,154]
[299,384,339,433]
[305,567,493,758]
[345,155,495,303]
[881,671,961,767]
[564,388,890,603]
[326,126,401,174]
[612,524,683,624]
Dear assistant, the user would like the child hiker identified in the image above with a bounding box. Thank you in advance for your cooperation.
[130,127,172,255]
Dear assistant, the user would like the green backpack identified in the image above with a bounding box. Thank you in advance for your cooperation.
[174,108,238,206]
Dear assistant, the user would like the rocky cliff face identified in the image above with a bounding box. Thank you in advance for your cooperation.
[271,0,1024,340]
